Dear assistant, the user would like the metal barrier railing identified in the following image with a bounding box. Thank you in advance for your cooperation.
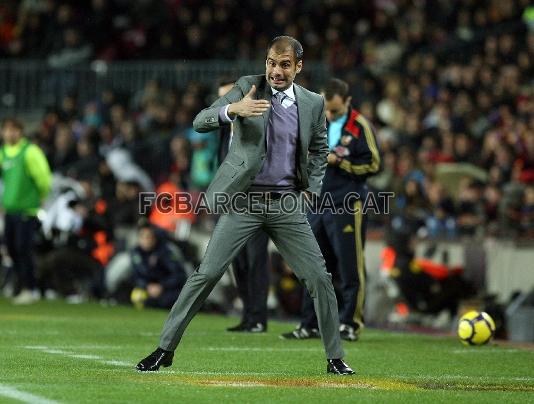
[0,60,330,113]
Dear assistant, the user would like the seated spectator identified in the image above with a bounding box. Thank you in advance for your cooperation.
[483,185,502,235]
[108,180,143,228]
[37,180,110,299]
[47,28,92,69]
[520,185,534,238]
[381,224,475,318]
[130,224,187,309]
[149,171,196,238]
[456,180,485,236]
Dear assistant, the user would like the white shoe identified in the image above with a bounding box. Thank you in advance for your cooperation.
[12,289,40,305]
[339,324,359,341]
[44,289,59,300]
[66,294,86,304]
[2,283,14,298]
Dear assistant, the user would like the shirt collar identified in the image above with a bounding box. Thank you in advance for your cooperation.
[271,84,295,101]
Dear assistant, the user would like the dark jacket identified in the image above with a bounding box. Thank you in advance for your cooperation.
[131,240,186,290]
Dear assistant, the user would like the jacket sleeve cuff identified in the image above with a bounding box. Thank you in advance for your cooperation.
[219,105,235,123]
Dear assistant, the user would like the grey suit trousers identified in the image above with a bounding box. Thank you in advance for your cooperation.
[159,196,345,360]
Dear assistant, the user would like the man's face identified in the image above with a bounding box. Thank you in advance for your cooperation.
[265,47,302,91]
[323,94,351,122]
[1,123,22,145]
[138,228,157,252]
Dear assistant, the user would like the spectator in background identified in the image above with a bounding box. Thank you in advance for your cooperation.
[130,224,187,309]
[1,117,51,304]
[108,180,143,228]
[425,182,456,239]
[49,122,77,172]
[456,180,485,236]
[47,27,92,69]
[520,185,534,237]
[282,78,381,342]
[187,129,217,190]
[381,223,475,321]
[149,171,196,238]
[37,180,105,300]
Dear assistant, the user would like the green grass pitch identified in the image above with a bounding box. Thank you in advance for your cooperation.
[1,298,533,403]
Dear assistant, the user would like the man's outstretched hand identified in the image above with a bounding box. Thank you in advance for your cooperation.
[228,85,270,118]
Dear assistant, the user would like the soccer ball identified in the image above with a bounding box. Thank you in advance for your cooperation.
[457,311,496,346]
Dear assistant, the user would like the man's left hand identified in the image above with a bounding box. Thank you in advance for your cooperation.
[327,153,341,166]
[147,283,163,298]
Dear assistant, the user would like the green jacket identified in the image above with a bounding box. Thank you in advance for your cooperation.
[193,74,328,210]
[0,138,51,216]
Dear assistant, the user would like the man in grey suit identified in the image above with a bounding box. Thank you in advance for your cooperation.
[136,36,354,375]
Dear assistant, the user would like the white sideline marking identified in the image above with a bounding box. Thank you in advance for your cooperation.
[42,349,69,355]
[0,384,60,404]
[22,346,131,369]
[102,360,131,367]
[138,332,159,337]
[70,354,102,360]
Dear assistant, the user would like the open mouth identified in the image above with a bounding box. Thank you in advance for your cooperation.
[270,77,285,85]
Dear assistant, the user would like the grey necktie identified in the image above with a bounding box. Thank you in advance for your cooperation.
[275,92,293,108]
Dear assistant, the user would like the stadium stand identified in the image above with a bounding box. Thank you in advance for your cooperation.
[0,0,533,311]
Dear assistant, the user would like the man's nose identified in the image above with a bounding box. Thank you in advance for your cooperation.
[272,65,283,75]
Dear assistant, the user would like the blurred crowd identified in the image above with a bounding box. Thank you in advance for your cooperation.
[0,0,531,239]
[0,0,533,308]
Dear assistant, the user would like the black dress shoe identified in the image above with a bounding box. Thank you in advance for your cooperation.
[226,322,249,332]
[136,348,174,372]
[327,359,355,375]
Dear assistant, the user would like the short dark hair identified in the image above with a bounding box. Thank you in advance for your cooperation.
[268,36,303,62]
[137,218,154,232]
[322,78,350,101]
[1,117,24,132]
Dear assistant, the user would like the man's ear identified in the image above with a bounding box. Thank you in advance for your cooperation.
[346,96,352,107]
[296,60,303,74]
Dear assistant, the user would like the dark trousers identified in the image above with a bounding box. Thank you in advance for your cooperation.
[232,230,269,326]
[301,202,367,329]
[4,213,39,291]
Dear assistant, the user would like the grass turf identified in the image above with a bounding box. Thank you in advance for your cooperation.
[1,298,533,403]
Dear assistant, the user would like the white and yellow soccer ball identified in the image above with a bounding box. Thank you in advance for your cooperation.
[457,311,496,346]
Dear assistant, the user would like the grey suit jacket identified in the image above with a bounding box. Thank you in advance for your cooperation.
[193,74,328,210]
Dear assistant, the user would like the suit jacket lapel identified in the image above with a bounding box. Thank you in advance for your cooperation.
[262,82,272,133]
[295,84,311,158]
